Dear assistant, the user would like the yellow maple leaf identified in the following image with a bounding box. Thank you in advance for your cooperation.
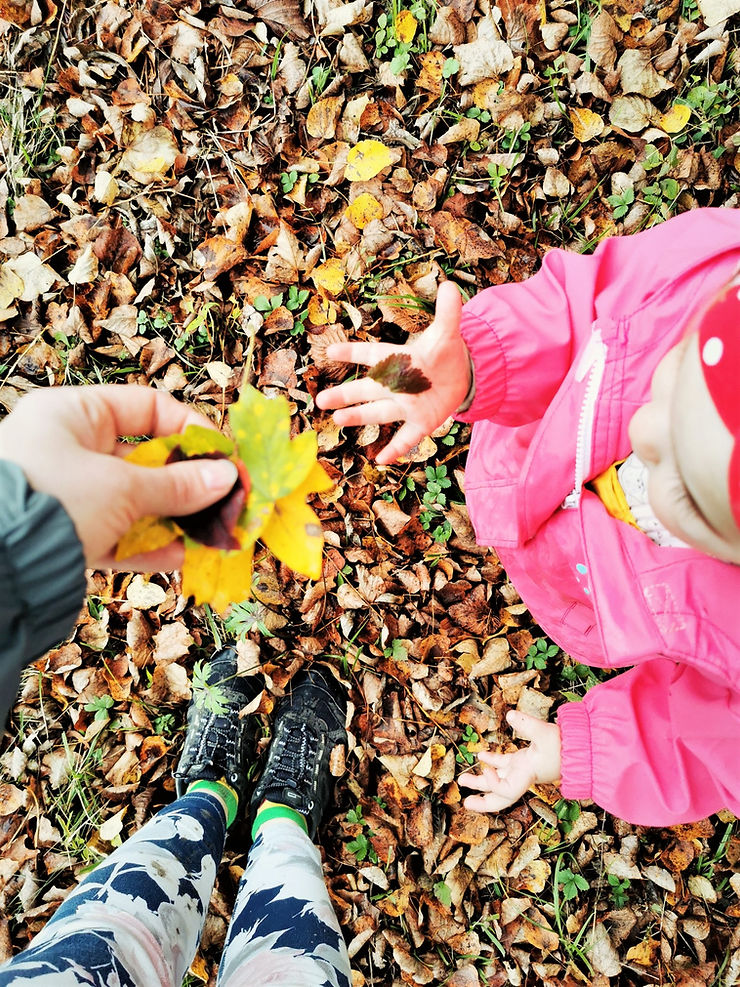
[182,541,255,615]
[569,107,605,143]
[395,9,417,43]
[345,192,384,229]
[116,388,332,615]
[345,140,394,182]
[658,102,691,134]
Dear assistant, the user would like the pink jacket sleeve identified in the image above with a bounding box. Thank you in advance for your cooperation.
[557,661,740,825]
[457,208,740,426]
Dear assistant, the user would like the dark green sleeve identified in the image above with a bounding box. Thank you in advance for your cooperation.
[0,462,86,722]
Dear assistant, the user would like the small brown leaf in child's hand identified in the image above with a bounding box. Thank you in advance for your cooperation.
[368,353,431,394]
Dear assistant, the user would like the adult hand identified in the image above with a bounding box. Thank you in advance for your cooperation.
[0,385,238,570]
[458,712,562,813]
[316,281,470,464]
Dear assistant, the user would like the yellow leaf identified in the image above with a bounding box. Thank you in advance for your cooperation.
[116,516,180,561]
[395,9,417,43]
[125,425,233,467]
[306,96,344,140]
[261,491,324,579]
[182,542,255,615]
[294,460,334,496]
[658,102,691,134]
[308,294,338,325]
[625,939,660,966]
[345,140,394,182]
[569,107,605,143]
[311,258,345,296]
[345,192,384,229]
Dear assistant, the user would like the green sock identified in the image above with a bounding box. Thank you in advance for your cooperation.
[251,803,309,842]
[187,779,239,828]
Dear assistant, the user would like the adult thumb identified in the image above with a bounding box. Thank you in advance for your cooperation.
[129,458,239,519]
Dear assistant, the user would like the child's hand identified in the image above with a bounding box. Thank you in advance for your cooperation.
[458,711,562,813]
[316,281,470,464]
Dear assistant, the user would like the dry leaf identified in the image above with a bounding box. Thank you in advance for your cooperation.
[570,107,605,143]
[120,126,179,184]
[345,140,397,181]
[345,192,383,228]
[307,96,344,140]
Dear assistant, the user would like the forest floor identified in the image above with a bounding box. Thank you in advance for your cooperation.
[1,0,740,983]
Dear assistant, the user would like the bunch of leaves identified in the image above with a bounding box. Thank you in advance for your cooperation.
[116,385,332,613]
[557,866,589,902]
[192,659,230,714]
[554,797,581,836]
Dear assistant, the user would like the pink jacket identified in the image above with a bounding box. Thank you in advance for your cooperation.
[457,208,740,826]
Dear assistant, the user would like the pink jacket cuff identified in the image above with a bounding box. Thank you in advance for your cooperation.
[454,307,508,423]
[556,701,593,801]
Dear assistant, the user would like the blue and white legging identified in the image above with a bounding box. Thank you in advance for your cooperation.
[0,791,352,987]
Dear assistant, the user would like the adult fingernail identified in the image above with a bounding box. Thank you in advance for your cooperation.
[202,459,238,491]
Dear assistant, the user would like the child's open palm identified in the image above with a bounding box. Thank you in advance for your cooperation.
[316,282,470,464]
[459,712,562,813]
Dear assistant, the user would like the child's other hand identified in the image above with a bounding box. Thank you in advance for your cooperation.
[458,711,562,814]
[316,281,470,464]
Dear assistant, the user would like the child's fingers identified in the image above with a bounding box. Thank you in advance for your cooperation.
[458,768,499,792]
[423,281,463,344]
[317,378,389,411]
[376,421,429,465]
[333,399,403,429]
[463,791,516,814]
[324,341,402,368]
[506,710,549,742]
[477,750,510,768]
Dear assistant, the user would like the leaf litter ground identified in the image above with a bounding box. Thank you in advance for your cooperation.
[1,0,740,984]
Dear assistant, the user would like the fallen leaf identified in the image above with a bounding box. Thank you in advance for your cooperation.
[570,107,605,143]
[120,126,179,184]
[658,102,692,134]
[345,140,396,181]
[395,9,417,43]
[312,258,346,295]
[369,353,431,394]
[307,96,344,140]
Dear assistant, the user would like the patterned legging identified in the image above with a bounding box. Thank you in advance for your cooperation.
[0,791,352,987]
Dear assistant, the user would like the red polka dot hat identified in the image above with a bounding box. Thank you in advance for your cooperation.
[697,275,740,528]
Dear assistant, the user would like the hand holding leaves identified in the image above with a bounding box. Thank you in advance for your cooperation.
[458,712,562,814]
[316,281,471,464]
[117,386,332,614]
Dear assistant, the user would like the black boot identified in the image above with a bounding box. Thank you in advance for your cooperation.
[174,645,262,805]
[249,665,347,840]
